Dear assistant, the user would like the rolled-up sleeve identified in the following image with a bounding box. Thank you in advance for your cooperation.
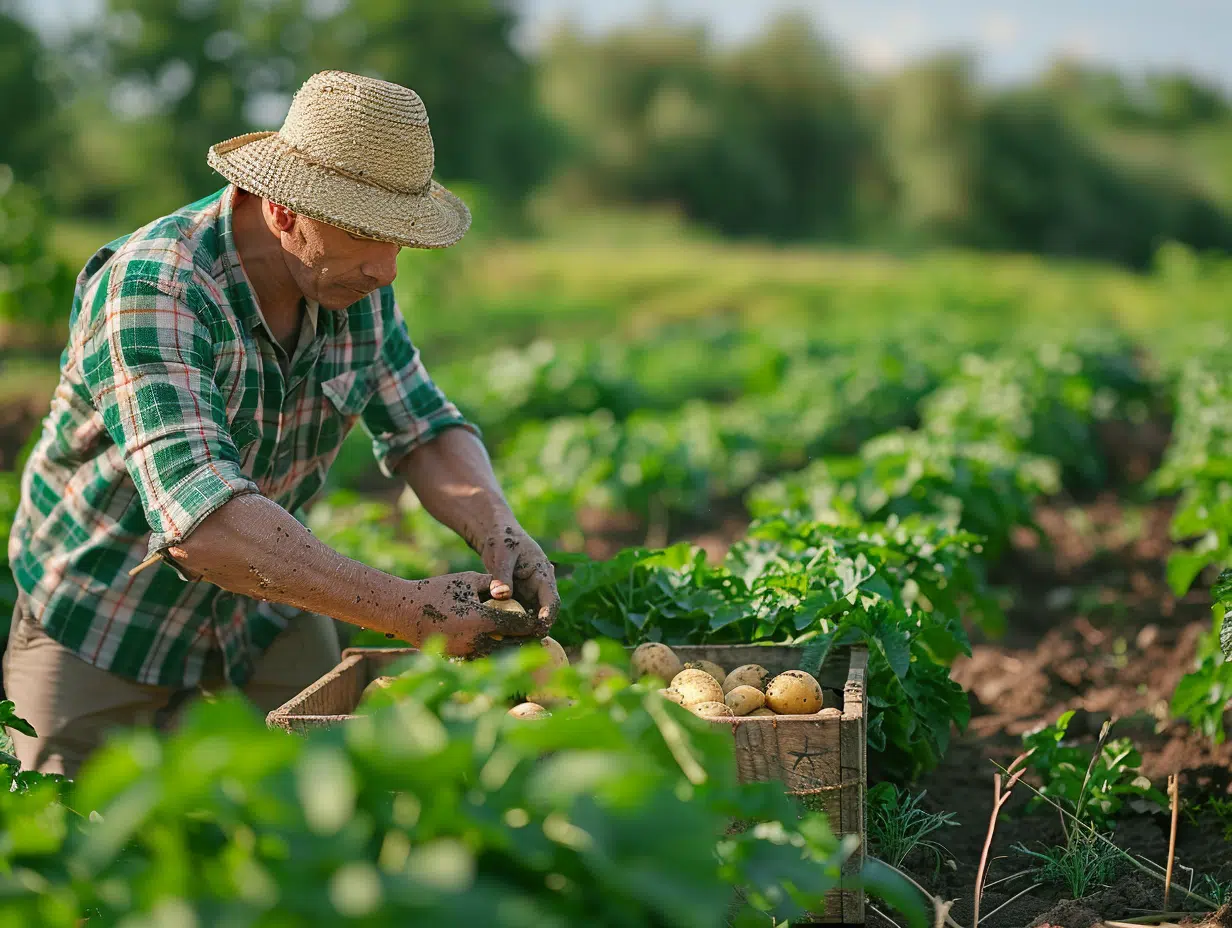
[362,291,478,477]
[80,273,259,557]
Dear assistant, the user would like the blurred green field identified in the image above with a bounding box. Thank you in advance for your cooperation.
[39,215,1232,363]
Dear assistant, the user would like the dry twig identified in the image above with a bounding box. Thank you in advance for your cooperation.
[1165,772,1180,910]
[974,750,1032,928]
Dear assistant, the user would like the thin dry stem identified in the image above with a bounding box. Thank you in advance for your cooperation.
[1070,718,1113,842]
[869,902,904,928]
[1165,773,1180,910]
[974,750,1031,928]
[932,897,954,928]
[980,868,1032,891]
[979,881,1044,923]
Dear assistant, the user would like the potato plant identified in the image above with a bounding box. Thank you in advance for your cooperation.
[0,642,926,926]
[1152,358,1232,596]
[555,514,987,780]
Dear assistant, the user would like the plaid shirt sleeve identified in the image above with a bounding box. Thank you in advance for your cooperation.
[80,272,260,558]
[361,289,478,477]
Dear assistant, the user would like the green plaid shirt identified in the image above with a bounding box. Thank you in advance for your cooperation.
[9,185,474,687]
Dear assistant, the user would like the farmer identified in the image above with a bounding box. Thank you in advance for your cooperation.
[3,71,558,776]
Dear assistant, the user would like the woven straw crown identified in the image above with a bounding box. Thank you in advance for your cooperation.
[207,70,470,249]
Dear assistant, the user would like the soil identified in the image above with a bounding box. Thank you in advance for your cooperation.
[863,493,1232,928]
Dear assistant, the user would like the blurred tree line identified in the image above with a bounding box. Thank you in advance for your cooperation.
[3,0,1232,294]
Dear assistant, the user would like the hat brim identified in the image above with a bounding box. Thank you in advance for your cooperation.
[207,132,471,249]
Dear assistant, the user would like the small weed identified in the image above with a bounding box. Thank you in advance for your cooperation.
[1197,874,1232,905]
[1184,795,1232,842]
[1015,833,1122,898]
[867,782,959,872]
[1021,710,1168,831]
[1013,713,1152,902]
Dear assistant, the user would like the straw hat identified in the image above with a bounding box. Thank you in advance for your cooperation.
[207,70,470,249]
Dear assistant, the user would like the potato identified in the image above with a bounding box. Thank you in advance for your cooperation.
[722,664,770,695]
[690,701,734,718]
[361,675,397,701]
[631,642,683,683]
[670,669,725,707]
[749,707,777,717]
[507,701,549,720]
[764,670,824,715]
[529,636,570,703]
[658,688,686,706]
[482,597,527,613]
[724,685,766,717]
[591,664,622,686]
[683,660,726,684]
[532,636,569,683]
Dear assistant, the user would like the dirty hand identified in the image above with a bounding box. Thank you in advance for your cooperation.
[477,522,560,629]
[403,570,550,656]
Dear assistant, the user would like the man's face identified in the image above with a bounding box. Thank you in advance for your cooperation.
[279,211,401,311]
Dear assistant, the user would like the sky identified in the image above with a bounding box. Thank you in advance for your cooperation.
[19,0,1232,91]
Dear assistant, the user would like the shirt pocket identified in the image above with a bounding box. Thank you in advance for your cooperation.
[315,367,379,461]
[321,368,378,416]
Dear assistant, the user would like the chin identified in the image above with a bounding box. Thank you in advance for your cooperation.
[321,290,365,310]
[340,285,373,304]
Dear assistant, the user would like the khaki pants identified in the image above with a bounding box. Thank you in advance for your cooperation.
[2,595,340,778]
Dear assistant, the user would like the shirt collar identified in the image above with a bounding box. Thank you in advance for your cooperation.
[217,185,265,335]
[217,185,322,340]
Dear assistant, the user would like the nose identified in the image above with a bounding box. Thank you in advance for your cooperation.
[360,243,400,287]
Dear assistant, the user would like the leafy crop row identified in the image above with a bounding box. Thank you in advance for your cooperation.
[315,331,1160,780]
[554,514,991,780]
[0,644,926,926]
[1152,358,1232,596]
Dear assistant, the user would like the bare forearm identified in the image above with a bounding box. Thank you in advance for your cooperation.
[171,494,431,639]
[397,427,513,551]
[397,427,559,621]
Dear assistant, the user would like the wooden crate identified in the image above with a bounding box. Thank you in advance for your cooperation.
[267,643,868,925]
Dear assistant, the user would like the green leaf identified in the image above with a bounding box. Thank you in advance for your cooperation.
[1168,548,1215,597]
[874,623,911,680]
[0,700,37,738]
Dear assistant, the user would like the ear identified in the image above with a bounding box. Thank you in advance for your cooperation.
[264,199,297,234]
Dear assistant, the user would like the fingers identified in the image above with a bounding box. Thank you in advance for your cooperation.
[457,571,496,602]
[531,570,560,628]
[483,539,517,600]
